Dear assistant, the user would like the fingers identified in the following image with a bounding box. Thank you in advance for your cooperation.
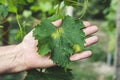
[83,21,91,27]
[83,21,99,46]
[84,36,99,47]
[70,36,98,61]
[52,20,91,28]
[37,50,92,68]
[70,51,92,61]
[83,21,98,36]
[52,19,62,27]
[52,20,98,37]
[83,25,98,36]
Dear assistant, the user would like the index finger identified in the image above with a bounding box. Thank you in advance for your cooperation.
[83,21,91,27]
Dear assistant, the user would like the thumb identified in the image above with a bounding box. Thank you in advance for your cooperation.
[52,19,62,27]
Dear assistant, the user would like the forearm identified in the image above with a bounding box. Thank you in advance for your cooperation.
[0,44,26,74]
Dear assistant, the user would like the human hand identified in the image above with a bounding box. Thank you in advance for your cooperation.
[20,20,98,71]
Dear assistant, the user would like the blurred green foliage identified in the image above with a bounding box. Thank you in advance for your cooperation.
[74,0,111,19]
[87,44,107,62]
[101,0,118,52]
[105,75,113,80]
[71,62,98,80]
[1,72,25,80]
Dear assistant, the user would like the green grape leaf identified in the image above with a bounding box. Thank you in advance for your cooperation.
[0,0,26,13]
[0,4,8,18]
[39,2,53,13]
[45,67,73,80]
[24,69,41,80]
[0,4,8,24]
[24,67,73,80]
[37,40,51,56]
[33,16,85,67]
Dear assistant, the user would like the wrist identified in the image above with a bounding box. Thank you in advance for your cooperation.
[9,43,27,73]
[0,43,27,74]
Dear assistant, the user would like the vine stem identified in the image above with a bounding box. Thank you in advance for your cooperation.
[79,0,88,19]
[16,12,23,37]
[56,3,61,15]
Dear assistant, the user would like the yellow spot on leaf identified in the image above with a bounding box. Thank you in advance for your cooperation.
[73,44,81,52]
[51,28,63,39]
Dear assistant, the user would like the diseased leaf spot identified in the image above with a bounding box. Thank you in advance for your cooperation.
[73,44,81,52]
[51,27,64,39]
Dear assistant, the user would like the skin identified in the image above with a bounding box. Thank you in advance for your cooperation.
[0,20,98,74]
